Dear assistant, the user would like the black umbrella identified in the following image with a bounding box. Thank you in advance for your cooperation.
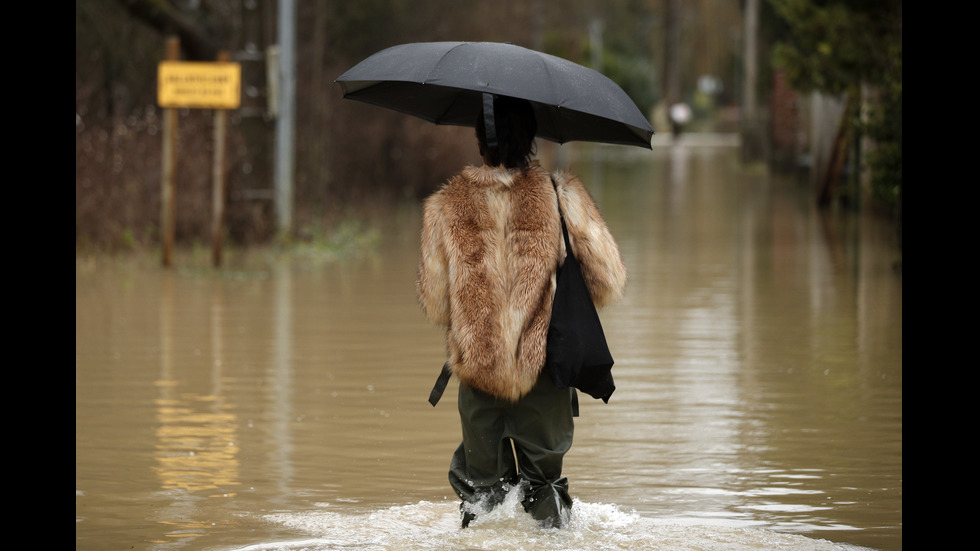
[335,41,654,149]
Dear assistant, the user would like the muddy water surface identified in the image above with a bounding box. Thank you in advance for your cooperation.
[76,140,902,550]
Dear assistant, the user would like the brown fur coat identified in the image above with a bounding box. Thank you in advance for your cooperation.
[417,162,627,401]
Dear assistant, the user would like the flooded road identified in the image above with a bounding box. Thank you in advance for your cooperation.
[76,138,902,550]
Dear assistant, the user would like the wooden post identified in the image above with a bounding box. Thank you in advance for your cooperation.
[161,37,180,267]
[212,51,230,267]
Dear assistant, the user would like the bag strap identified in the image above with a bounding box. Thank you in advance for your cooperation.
[552,175,580,418]
[552,176,574,255]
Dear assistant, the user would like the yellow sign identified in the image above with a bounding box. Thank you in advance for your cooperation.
[157,61,241,109]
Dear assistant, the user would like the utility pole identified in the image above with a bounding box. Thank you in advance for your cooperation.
[275,0,296,239]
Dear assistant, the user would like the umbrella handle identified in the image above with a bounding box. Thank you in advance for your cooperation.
[483,93,497,148]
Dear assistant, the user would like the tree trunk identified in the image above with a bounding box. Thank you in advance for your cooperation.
[816,94,857,207]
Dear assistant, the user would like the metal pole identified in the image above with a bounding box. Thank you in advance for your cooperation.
[275,0,296,239]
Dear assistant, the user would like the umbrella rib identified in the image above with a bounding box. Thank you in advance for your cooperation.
[536,55,567,144]
[424,42,470,125]
[422,41,467,85]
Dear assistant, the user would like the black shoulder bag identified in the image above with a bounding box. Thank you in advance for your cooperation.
[545,178,616,405]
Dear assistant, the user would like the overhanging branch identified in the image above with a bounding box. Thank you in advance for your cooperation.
[116,0,218,61]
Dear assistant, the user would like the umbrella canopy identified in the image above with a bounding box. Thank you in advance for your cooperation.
[335,41,654,149]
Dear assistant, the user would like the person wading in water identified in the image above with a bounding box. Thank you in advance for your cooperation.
[417,95,627,528]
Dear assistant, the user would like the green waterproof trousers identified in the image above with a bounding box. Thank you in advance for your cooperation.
[449,371,575,528]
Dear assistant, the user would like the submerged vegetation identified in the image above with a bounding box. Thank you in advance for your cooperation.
[288,219,383,263]
[76,216,383,278]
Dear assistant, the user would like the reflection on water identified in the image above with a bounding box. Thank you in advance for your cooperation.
[76,140,901,551]
[154,275,241,493]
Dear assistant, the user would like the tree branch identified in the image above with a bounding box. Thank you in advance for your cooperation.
[116,0,218,61]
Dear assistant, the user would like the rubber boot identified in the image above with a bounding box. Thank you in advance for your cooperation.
[455,472,516,528]
[521,477,573,528]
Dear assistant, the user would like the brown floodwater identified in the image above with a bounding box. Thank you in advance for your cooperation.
[76,138,902,551]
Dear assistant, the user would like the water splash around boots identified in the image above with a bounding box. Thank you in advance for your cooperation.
[242,485,873,551]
